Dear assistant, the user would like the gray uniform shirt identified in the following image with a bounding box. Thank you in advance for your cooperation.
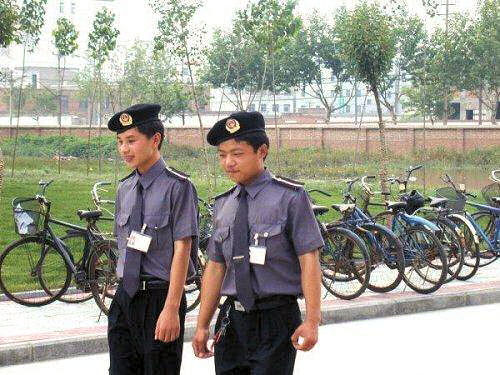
[207,169,324,297]
[114,158,199,281]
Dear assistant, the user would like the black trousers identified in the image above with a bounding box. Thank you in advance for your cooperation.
[108,285,187,375]
[214,298,302,375]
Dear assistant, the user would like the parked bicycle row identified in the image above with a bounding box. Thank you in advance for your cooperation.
[1,169,498,315]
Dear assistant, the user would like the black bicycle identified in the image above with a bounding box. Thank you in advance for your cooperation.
[1,180,118,309]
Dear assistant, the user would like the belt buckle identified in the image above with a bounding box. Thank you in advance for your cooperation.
[140,280,147,290]
[234,300,245,312]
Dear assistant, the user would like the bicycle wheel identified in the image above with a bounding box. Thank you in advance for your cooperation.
[435,217,464,283]
[471,211,499,267]
[321,226,370,300]
[185,251,205,313]
[88,239,118,315]
[41,231,93,303]
[399,226,448,294]
[356,223,404,293]
[448,215,480,281]
[0,236,71,306]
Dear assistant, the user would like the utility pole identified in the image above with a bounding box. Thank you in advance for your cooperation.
[438,0,456,126]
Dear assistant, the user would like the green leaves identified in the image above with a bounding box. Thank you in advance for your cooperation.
[19,0,47,52]
[52,17,78,57]
[0,0,20,48]
[336,2,396,89]
[88,8,119,69]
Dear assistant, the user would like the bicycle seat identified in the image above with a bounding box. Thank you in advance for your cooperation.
[331,204,355,213]
[386,201,407,211]
[77,210,103,220]
[428,196,448,208]
[312,204,329,215]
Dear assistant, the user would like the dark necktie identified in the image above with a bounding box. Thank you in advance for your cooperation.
[123,182,143,298]
[232,186,255,311]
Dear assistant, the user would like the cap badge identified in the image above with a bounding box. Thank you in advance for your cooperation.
[119,113,133,126]
[225,118,240,134]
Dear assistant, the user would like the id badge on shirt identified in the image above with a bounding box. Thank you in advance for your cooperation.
[127,224,152,253]
[249,233,268,265]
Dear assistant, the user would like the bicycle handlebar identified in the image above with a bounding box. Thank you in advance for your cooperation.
[307,189,332,197]
[361,175,376,195]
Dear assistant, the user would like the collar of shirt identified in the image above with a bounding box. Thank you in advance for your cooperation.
[235,168,272,200]
[136,157,166,190]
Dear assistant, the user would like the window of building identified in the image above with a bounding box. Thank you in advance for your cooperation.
[71,2,76,14]
[283,104,290,112]
[356,89,361,97]
[79,99,88,111]
[31,73,38,88]
[367,99,372,105]
[61,95,69,114]
[345,105,351,114]
[260,104,267,112]
[59,0,64,13]
[272,104,279,112]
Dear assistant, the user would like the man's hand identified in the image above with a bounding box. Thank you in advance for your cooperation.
[192,327,214,359]
[155,306,180,343]
[291,320,319,351]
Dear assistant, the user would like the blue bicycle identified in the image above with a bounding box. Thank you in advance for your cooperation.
[437,172,500,268]
[362,176,448,294]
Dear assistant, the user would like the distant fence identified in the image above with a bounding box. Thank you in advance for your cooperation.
[0,123,499,154]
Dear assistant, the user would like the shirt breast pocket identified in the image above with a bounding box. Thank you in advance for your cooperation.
[115,212,131,251]
[213,226,231,262]
[250,222,287,262]
[146,212,170,250]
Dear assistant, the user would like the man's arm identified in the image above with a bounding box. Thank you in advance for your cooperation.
[155,237,192,342]
[192,260,226,358]
[291,250,321,351]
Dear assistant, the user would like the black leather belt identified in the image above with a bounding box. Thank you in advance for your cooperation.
[118,277,169,291]
[227,295,297,312]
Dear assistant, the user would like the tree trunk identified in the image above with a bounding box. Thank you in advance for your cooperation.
[443,90,448,126]
[372,85,389,195]
[492,92,498,125]
[58,55,62,174]
[11,46,26,177]
[389,105,397,125]
[478,85,483,125]
[0,147,4,203]
[9,70,13,133]
[325,105,331,124]
[98,69,102,174]
[394,75,400,124]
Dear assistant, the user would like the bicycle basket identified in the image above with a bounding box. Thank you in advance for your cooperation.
[12,197,43,236]
[481,182,500,207]
[435,187,465,212]
[400,190,425,215]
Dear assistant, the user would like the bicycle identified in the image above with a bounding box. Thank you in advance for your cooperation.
[362,175,448,294]
[2,180,118,310]
[436,173,500,268]
[308,189,372,300]
[388,166,468,283]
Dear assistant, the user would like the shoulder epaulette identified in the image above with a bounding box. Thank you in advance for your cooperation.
[213,185,237,200]
[119,170,136,182]
[165,166,190,180]
[272,175,304,190]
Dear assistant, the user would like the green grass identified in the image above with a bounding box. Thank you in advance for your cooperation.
[0,143,497,294]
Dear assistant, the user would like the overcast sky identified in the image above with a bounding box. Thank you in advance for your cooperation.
[117,0,480,45]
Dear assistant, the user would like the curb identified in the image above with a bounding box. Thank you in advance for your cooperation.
[2,286,500,367]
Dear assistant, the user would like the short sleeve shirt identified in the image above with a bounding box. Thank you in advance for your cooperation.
[207,169,324,297]
[114,158,199,281]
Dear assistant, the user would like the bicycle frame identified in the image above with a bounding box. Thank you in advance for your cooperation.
[462,209,500,253]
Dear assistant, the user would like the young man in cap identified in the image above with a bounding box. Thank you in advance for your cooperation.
[192,111,324,374]
[107,103,198,375]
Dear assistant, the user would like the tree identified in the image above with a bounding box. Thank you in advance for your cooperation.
[401,84,444,125]
[11,0,47,176]
[202,28,267,111]
[0,0,20,48]
[455,0,499,125]
[337,2,396,193]
[150,0,212,184]
[284,11,354,123]
[53,17,78,173]
[378,12,426,124]
[88,7,119,173]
